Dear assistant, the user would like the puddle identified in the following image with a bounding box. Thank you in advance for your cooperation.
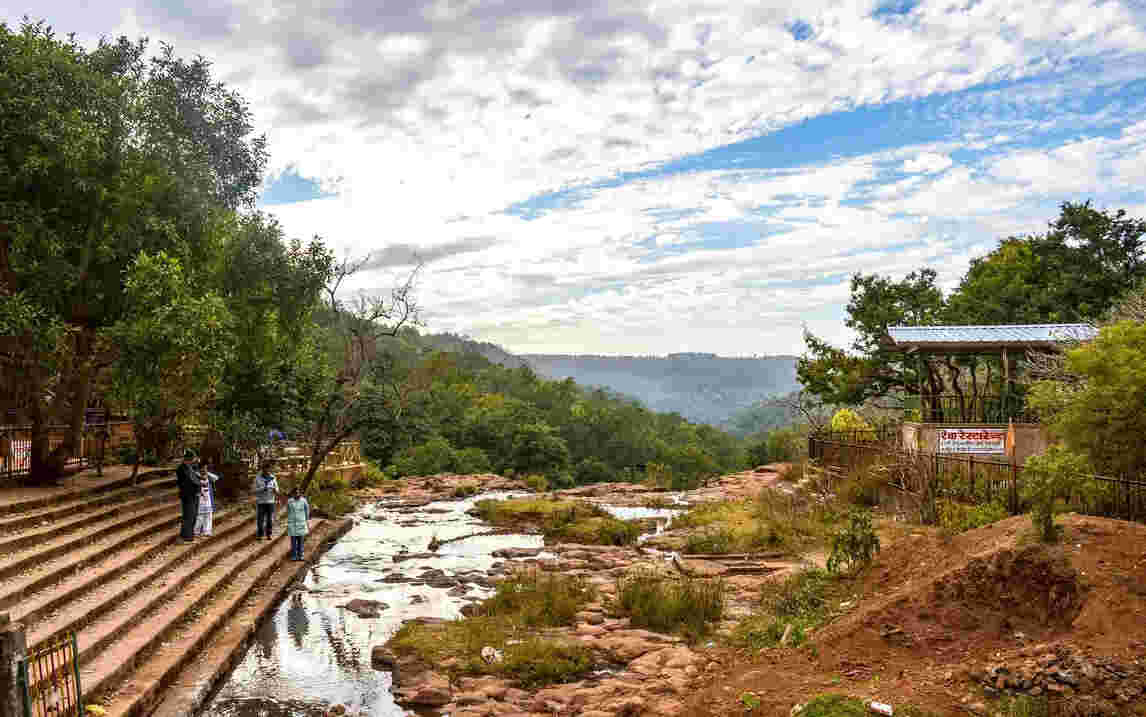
[200,492,539,717]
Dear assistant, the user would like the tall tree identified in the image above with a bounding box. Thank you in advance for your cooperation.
[0,21,266,481]
[947,202,1146,324]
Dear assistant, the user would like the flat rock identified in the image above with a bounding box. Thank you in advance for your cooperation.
[341,599,389,618]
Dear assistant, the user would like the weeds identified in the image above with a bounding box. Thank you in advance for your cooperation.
[614,571,724,640]
[473,497,641,545]
[826,510,880,574]
[521,473,548,492]
[794,694,868,716]
[478,570,595,627]
[936,498,1008,536]
[677,492,837,555]
[987,694,1049,717]
[451,482,480,498]
[730,568,838,650]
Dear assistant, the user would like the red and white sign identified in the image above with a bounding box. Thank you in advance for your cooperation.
[938,428,1007,454]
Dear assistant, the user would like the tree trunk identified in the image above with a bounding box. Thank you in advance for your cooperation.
[33,329,97,482]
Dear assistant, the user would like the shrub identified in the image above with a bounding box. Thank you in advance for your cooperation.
[826,510,880,574]
[936,498,1008,535]
[795,695,868,717]
[574,457,616,485]
[478,571,594,627]
[451,483,480,498]
[731,568,836,650]
[352,461,388,490]
[745,438,770,467]
[509,423,570,475]
[521,473,548,492]
[614,571,724,640]
[767,428,803,462]
[838,465,885,507]
[473,497,641,546]
[116,442,139,465]
[390,436,456,477]
[454,446,492,474]
[302,470,356,518]
[828,408,874,436]
[1023,444,1092,542]
[497,639,594,688]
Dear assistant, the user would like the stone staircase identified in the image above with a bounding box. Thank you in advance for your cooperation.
[0,469,350,717]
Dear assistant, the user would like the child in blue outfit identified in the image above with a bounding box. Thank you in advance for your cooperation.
[286,487,310,561]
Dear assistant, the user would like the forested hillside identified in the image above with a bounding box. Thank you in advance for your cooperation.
[521,353,800,426]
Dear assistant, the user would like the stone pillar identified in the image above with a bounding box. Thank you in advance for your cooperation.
[0,613,28,717]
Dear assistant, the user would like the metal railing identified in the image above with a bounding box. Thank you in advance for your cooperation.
[17,631,83,717]
[809,433,1146,523]
[0,420,126,481]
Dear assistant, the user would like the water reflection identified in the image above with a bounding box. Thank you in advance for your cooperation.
[201,492,541,717]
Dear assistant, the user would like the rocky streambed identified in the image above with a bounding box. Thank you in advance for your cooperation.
[201,470,798,717]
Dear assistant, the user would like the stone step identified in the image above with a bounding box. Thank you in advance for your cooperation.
[112,519,352,717]
[0,476,173,536]
[0,488,177,553]
[76,522,331,710]
[0,498,183,583]
[0,467,173,517]
[14,503,250,641]
[28,507,284,657]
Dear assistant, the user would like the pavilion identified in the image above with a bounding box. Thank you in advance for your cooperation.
[882,323,1097,462]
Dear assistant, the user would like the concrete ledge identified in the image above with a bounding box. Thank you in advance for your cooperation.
[148,517,355,717]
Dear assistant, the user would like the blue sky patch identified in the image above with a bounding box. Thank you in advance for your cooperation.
[259,169,336,205]
[787,20,814,41]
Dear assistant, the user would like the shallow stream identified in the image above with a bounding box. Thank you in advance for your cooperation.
[200,491,684,717]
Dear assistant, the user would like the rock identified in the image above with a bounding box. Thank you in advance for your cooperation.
[341,599,388,618]
[329,705,347,716]
[492,547,543,559]
[410,595,427,605]
[393,552,435,563]
[371,647,400,682]
[395,671,452,707]
[448,585,469,596]
[481,646,504,664]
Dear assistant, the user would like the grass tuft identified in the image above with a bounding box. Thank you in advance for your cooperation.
[677,490,839,554]
[474,497,641,545]
[614,571,723,640]
[730,568,840,650]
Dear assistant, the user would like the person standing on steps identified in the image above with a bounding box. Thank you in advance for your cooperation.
[253,460,279,540]
[176,449,202,543]
[286,486,310,561]
[195,461,219,537]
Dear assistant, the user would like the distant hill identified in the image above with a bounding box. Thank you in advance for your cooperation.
[520,353,800,426]
[418,333,801,426]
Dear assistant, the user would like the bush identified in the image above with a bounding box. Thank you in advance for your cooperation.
[473,497,641,546]
[116,442,139,465]
[745,438,770,467]
[767,428,803,462]
[828,408,874,436]
[352,461,389,490]
[287,470,356,518]
[614,571,724,640]
[574,457,616,485]
[731,568,836,650]
[478,571,594,627]
[509,423,570,475]
[937,498,1008,535]
[451,483,480,498]
[390,436,456,477]
[521,473,548,492]
[826,510,879,574]
[454,446,492,474]
[1023,444,1092,542]
[838,465,885,507]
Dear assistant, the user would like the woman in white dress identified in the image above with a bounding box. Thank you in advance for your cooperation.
[195,462,219,537]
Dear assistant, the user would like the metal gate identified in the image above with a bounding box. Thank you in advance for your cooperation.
[16,632,83,717]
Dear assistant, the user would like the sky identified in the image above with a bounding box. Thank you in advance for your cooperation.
[6,0,1146,357]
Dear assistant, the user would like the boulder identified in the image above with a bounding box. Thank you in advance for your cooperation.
[395,671,453,707]
[341,599,388,618]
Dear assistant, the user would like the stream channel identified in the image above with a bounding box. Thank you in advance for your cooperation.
[201,492,681,717]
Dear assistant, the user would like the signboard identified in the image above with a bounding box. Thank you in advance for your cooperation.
[938,428,1007,454]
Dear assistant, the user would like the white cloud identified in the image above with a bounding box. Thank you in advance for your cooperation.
[902,153,954,174]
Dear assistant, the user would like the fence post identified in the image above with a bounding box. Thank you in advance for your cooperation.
[0,613,27,717]
[1010,463,1020,515]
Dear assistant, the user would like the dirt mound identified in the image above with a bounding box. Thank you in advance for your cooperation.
[686,514,1146,716]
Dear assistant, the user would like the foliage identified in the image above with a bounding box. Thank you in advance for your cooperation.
[352,462,389,490]
[1,20,267,481]
[477,570,595,627]
[1029,321,1146,480]
[828,408,873,435]
[798,202,1145,412]
[473,497,640,545]
[389,571,598,687]
[389,618,595,688]
[454,446,492,474]
[573,457,616,484]
[614,571,724,640]
[390,435,457,477]
[826,510,880,574]
[936,499,1008,535]
[509,422,571,475]
[521,473,548,492]
[745,438,770,466]
[767,427,805,462]
[1023,445,1092,542]
[679,492,838,554]
[731,568,838,650]
[794,695,869,717]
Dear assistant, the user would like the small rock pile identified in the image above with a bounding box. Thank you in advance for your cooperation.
[967,643,1145,705]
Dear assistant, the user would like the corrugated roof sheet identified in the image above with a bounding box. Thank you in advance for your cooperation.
[887,324,1097,345]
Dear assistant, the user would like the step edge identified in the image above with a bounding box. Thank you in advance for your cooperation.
[0,478,176,531]
[122,518,352,717]
[0,467,175,516]
[0,491,177,553]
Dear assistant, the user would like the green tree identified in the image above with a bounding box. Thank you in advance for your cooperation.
[1028,321,1146,479]
[798,269,944,406]
[948,202,1146,324]
[0,21,266,481]
[509,422,571,476]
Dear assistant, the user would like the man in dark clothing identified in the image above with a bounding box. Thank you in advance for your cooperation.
[176,448,202,542]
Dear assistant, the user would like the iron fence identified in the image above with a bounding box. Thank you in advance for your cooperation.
[809,433,1146,523]
[17,631,83,717]
[0,418,124,481]
[907,393,1038,424]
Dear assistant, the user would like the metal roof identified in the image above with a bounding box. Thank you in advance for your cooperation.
[886,323,1097,349]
